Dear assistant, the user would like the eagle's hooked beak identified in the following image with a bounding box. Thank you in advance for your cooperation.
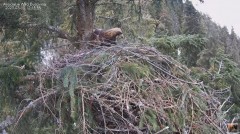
[118,34,124,39]
[116,34,124,42]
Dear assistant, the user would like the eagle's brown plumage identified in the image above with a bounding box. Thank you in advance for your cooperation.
[90,27,123,46]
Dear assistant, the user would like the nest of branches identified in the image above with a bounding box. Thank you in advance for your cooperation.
[41,44,227,133]
[7,44,226,133]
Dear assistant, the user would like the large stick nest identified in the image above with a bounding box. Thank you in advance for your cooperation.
[41,44,225,133]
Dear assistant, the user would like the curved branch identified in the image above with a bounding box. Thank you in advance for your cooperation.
[0,90,59,131]
[20,23,78,42]
[92,0,99,4]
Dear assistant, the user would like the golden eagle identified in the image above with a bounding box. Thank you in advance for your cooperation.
[90,27,123,46]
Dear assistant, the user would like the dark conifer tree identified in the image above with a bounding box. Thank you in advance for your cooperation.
[183,0,204,35]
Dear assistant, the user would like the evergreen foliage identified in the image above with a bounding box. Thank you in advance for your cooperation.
[148,34,206,66]
[1,0,240,133]
[183,0,204,35]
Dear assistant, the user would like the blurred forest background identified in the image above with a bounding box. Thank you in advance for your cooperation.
[1,0,240,133]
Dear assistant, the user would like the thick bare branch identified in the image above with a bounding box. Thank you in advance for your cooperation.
[20,23,77,42]
[92,0,99,4]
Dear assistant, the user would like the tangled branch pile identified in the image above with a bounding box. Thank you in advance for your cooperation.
[9,44,227,133]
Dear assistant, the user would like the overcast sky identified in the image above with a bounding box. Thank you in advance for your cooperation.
[190,0,240,36]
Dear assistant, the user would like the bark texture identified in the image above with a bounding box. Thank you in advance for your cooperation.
[76,0,98,47]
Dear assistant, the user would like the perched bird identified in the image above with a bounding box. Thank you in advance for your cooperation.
[227,123,239,132]
[90,27,123,46]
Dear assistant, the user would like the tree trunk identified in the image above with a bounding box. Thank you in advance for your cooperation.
[75,0,98,48]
